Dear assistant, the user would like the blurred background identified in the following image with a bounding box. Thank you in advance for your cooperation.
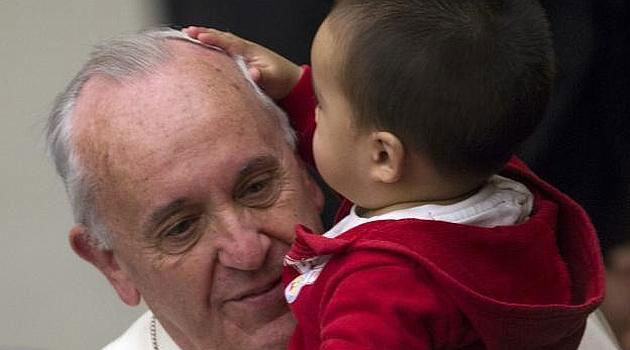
[1,0,628,349]
[0,1,161,349]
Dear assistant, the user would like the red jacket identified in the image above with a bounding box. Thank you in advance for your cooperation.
[279,66,605,350]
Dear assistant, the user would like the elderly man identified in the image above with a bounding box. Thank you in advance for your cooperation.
[47,28,323,349]
[47,28,619,350]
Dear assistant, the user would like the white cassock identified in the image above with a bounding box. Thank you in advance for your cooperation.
[102,309,621,350]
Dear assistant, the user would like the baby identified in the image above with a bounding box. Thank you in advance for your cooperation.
[185,0,604,349]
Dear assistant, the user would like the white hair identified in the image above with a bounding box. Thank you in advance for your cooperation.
[46,28,296,249]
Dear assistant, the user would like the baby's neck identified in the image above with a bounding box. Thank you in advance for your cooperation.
[356,176,487,219]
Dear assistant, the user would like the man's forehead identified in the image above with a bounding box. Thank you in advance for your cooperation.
[74,40,261,132]
[75,39,254,117]
[71,41,277,186]
[166,39,245,81]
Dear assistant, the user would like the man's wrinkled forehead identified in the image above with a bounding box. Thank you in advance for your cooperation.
[71,39,273,188]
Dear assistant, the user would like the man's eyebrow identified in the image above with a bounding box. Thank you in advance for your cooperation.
[145,198,188,234]
[237,155,280,180]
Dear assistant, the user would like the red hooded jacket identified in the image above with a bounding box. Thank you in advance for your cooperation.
[279,66,605,350]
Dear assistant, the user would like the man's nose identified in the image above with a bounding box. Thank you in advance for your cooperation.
[213,211,271,270]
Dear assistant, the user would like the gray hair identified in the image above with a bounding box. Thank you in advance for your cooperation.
[46,28,296,249]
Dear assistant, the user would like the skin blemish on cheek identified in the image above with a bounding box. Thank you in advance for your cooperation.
[230,82,241,91]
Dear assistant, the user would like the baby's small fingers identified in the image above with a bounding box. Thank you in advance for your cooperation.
[248,67,261,83]
[182,26,208,38]
[197,31,245,55]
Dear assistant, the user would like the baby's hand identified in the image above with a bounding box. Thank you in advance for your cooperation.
[183,26,303,100]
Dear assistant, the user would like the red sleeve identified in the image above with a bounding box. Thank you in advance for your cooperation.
[278,65,316,167]
[318,256,461,350]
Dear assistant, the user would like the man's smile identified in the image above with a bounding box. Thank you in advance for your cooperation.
[228,277,284,304]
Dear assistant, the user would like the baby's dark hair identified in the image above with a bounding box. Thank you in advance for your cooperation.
[328,0,554,177]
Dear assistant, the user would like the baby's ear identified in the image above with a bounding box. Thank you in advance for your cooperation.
[368,131,405,184]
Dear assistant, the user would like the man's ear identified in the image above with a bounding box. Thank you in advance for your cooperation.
[368,131,405,184]
[69,225,141,306]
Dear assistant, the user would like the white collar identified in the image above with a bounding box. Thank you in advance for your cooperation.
[325,175,533,239]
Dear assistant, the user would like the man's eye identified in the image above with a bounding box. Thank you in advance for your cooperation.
[155,216,203,255]
[245,179,269,195]
[166,217,197,237]
[236,173,280,208]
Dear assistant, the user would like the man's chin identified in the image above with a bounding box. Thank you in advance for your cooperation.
[222,310,295,350]
[249,311,295,350]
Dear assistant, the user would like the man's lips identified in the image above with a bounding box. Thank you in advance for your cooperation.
[220,276,291,331]
[228,277,283,302]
